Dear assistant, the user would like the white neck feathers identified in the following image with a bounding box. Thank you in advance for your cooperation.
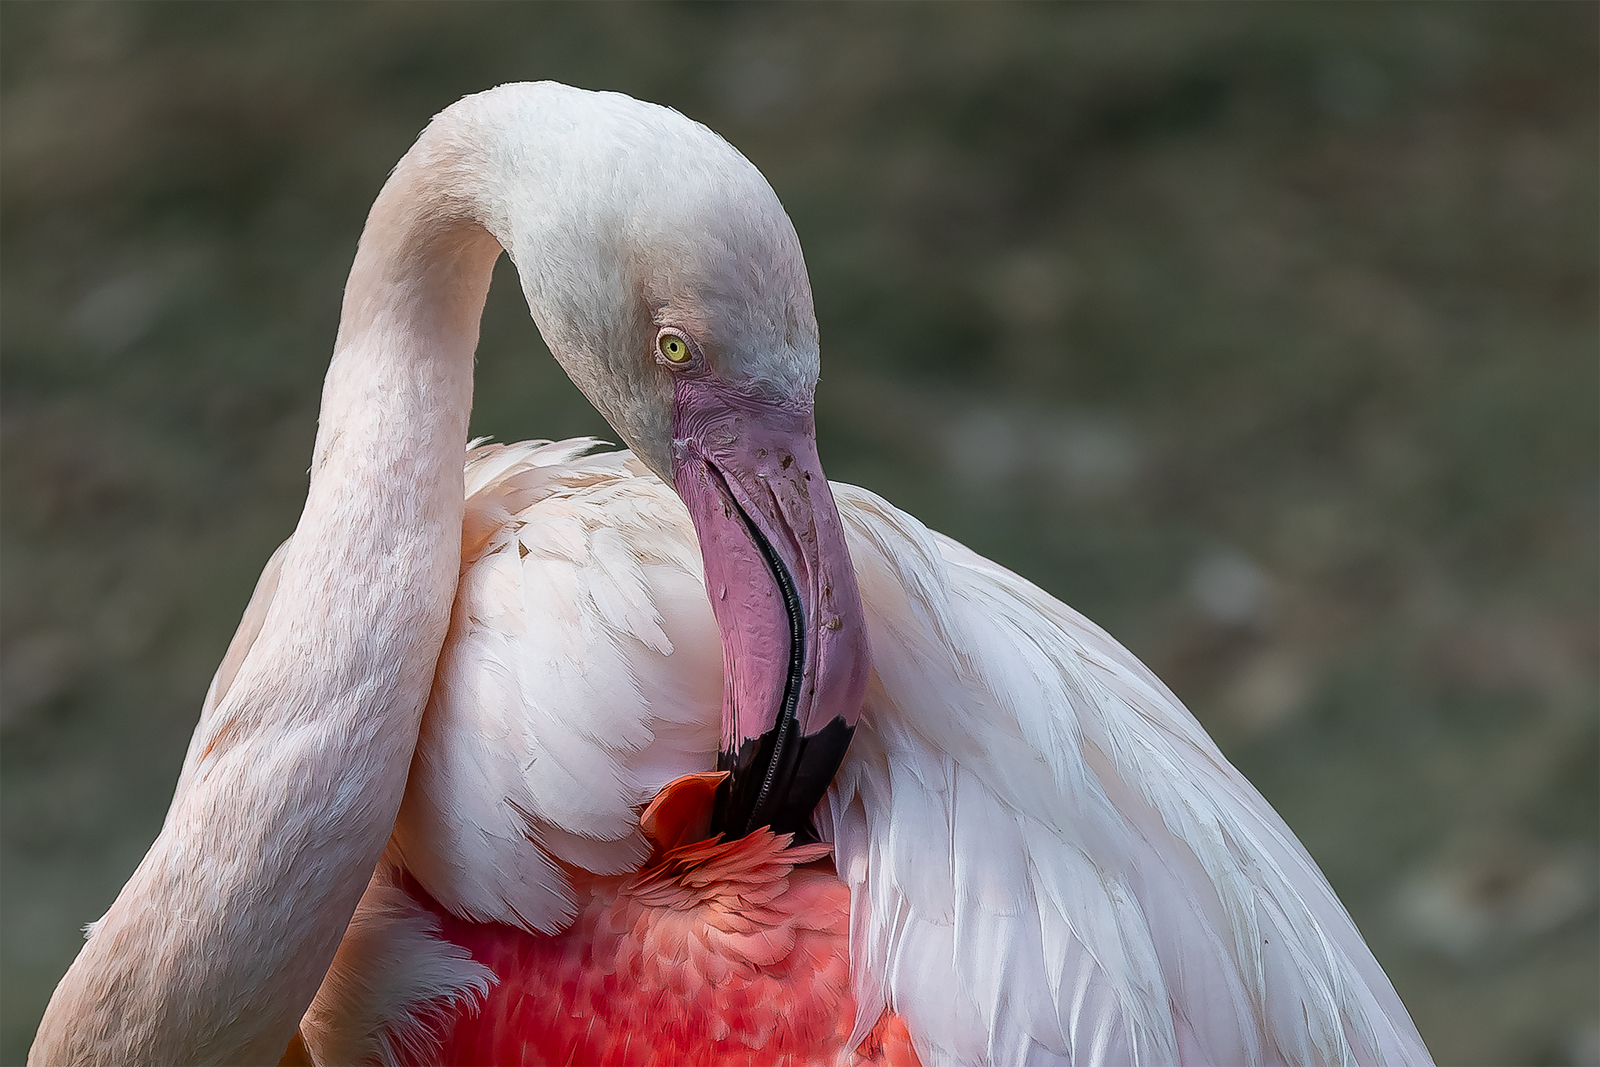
[30,92,509,1067]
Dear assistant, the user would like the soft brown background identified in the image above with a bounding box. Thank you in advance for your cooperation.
[3,4,1595,1064]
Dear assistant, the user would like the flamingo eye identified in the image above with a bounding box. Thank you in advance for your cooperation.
[658,333,692,364]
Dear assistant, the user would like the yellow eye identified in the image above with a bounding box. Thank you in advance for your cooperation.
[659,333,691,364]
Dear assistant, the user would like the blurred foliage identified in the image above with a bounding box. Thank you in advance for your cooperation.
[2,4,1595,1063]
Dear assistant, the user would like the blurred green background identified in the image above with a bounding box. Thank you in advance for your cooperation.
[2,4,1595,1063]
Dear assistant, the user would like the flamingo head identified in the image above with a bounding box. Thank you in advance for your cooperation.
[479,83,870,840]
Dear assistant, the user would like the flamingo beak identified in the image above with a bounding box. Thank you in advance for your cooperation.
[671,375,870,841]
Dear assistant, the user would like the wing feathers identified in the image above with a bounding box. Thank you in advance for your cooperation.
[390,445,1428,1066]
[392,442,719,933]
[824,483,1431,1067]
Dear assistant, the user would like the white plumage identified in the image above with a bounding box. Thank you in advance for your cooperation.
[382,438,1432,1067]
[391,440,721,932]
[33,82,1431,1067]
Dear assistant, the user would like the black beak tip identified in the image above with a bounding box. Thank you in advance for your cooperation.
[713,715,855,841]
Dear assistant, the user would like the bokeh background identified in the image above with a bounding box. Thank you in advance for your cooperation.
[2,4,1595,1063]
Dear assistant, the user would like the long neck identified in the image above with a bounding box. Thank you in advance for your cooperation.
[31,130,504,1067]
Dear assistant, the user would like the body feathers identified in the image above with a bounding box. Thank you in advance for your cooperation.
[304,440,1430,1067]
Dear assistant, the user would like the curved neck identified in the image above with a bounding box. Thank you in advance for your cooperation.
[31,126,504,1066]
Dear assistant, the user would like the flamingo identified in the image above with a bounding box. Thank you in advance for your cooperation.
[29,82,1433,1067]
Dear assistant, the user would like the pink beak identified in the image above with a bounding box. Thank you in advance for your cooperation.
[671,374,870,840]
